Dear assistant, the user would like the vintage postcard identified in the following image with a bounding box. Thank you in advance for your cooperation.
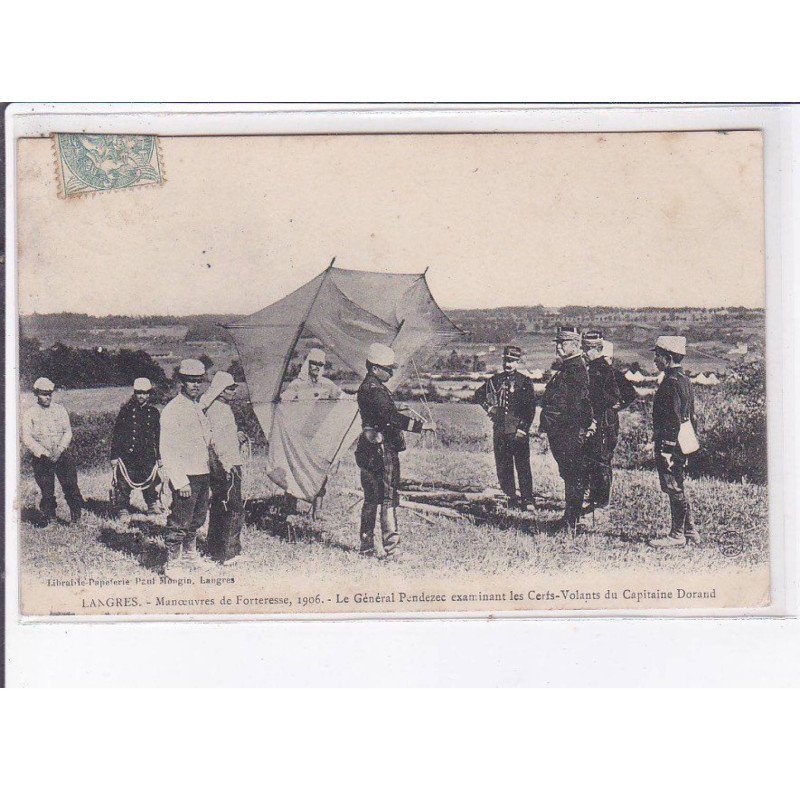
[12,119,771,617]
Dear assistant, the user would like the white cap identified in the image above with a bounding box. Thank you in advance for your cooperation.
[33,377,55,392]
[133,377,153,391]
[205,370,237,403]
[367,342,397,369]
[602,341,614,358]
[178,358,207,378]
[653,335,687,356]
[307,348,326,364]
[213,371,237,390]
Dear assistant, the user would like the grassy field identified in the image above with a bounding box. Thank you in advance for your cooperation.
[18,402,769,615]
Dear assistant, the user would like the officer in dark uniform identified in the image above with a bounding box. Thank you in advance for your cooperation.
[581,331,636,516]
[110,377,162,517]
[355,343,434,559]
[649,336,700,547]
[473,345,536,509]
[539,326,593,530]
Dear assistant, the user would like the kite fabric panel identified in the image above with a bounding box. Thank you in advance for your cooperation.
[224,273,325,435]
[226,265,460,502]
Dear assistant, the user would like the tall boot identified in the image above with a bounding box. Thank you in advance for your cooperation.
[651,494,688,547]
[182,534,204,569]
[683,500,701,544]
[164,540,184,577]
[359,503,378,555]
[381,504,400,558]
[669,493,688,536]
[558,481,583,532]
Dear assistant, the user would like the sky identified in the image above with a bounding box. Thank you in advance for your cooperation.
[16,131,765,315]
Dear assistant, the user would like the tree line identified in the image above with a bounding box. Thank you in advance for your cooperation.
[20,336,167,390]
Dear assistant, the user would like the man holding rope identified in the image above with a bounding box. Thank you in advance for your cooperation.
[110,377,162,518]
[201,371,248,565]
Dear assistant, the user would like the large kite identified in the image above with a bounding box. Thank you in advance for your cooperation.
[223,261,461,502]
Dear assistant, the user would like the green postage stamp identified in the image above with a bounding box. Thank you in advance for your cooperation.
[54,133,165,198]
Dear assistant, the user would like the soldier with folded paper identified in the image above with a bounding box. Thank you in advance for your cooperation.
[649,335,701,547]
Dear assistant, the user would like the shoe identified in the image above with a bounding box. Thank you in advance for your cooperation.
[684,531,702,545]
[163,561,189,579]
[556,518,587,535]
[649,533,686,548]
[588,507,611,527]
[182,552,212,572]
[359,548,376,558]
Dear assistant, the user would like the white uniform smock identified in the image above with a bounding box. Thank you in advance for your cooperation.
[205,401,242,472]
[159,392,211,490]
[22,402,72,458]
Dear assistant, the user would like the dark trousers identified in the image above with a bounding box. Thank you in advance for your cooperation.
[208,466,244,562]
[166,474,210,555]
[656,449,695,535]
[584,424,618,508]
[493,430,534,503]
[359,447,400,556]
[111,466,161,513]
[547,427,587,524]
[32,452,83,518]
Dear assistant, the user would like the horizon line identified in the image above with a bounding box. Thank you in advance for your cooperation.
[19,304,767,318]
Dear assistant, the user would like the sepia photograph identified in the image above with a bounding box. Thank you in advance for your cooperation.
[11,122,770,616]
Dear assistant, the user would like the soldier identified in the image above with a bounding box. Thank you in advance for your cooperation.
[110,377,162,518]
[159,359,213,575]
[539,326,593,531]
[649,336,700,547]
[473,345,536,509]
[22,377,84,525]
[283,348,342,401]
[201,371,247,565]
[602,341,639,409]
[355,343,435,559]
[581,331,634,520]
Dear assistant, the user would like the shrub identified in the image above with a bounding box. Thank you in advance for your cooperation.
[612,363,767,485]
[692,362,767,484]
[21,337,167,390]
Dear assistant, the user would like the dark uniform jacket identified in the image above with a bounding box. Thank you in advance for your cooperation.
[614,368,639,410]
[652,366,695,454]
[587,357,633,430]
[110,397,161,482]
[473,370,536,435]
[539,355,593,434]
[356,373,423,455]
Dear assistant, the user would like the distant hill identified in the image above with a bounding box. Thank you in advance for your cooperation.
[447,305,764,348]
[19,306,764,379]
